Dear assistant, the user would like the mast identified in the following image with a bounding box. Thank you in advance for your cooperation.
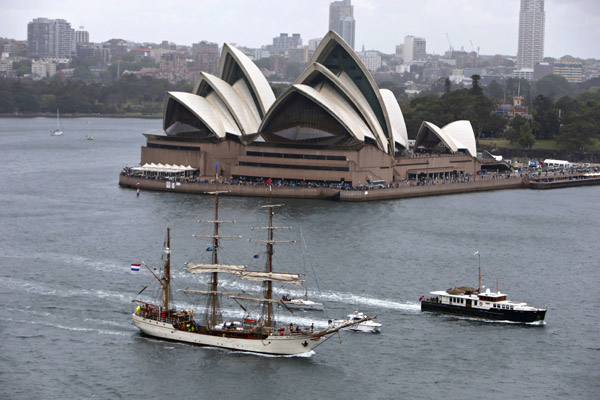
[267,201,274,327]
[162,228,171,310]
[199,190,232,329]
[475,251,481,292]
[211,191,221,328]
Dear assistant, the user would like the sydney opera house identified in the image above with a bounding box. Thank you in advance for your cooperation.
[133,31,485,186]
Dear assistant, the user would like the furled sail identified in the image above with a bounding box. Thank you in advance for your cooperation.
[181,288,245,295]
[231,296,288,305]
[239,271,303,285]
[186,263,246,274]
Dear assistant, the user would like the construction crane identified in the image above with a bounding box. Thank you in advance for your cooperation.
[470,40,479,67]
[445,33,453,56]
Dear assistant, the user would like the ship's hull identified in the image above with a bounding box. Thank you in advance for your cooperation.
[421,301,546,323]
[132,313,321,355]
[283,300,324,311]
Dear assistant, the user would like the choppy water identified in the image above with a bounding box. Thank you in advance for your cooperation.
[1,117,599,400]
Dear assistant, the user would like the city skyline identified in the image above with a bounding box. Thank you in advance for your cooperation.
[2,0,599,59]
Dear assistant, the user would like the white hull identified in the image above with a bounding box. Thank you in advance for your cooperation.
[333,311,381,333]
[132,313,321,355]
[50,130,63,136]
[283,299,324,311]
[346,323,381,333]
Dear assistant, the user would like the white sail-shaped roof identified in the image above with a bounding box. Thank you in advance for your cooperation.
[193,72,260,134]
[295,63,388,152]
[232,79,261,126]
[415,120,477,157]
[379,89,409,151]
[165,92,226,138]
[307,30,393,150]
[259,83,375,145]
[204,91,242,136]
[416,121,458,152]
[219,43,275,118]
[441,120,477,157]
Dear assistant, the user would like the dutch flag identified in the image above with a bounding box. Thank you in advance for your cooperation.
[131,263,141,271]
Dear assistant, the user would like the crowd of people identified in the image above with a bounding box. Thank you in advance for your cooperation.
[121,167,522,191]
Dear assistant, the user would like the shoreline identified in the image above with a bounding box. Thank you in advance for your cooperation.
[119,173,600,201]
[119,174,527,201]
[0,113,162,119]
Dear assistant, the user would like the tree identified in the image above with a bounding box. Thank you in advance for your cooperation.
[480,114,507,138]
[555,117,598,151]
[470,74,482,96]
[535,74,573,100]
[485,80,504,100]
[253,58,271,70]
[506,115,535,148]
[532,94,560,139]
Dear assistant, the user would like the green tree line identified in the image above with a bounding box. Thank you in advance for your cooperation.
[0,74,190,115]
[401,75,600,151]
[1,71,599,150]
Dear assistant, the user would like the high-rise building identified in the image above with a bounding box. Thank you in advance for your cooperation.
[272,33,302,54]
[553,57,583,83]
[75,26,89,44]
[516,0,545,69]
[357,50,381,72]
[27,18,75,59]
[308,38,322,52]
[329,0,355,49]
[192,41,220,75]
[403,36,426,63]
[338,17,355,49]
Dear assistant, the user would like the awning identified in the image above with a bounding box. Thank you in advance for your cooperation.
[131,163,196,174]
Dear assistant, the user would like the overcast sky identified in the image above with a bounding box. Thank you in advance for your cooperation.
[2,0,599,59]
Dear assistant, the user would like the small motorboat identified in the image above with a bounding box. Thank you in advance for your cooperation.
[281,294,324,311]
[333,311,381,333]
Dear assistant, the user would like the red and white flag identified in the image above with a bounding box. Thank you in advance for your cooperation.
[131,263,141,271]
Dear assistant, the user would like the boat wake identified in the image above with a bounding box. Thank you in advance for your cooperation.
[321,291,421,313]
[5,316,131,336]
[228,349,315,358]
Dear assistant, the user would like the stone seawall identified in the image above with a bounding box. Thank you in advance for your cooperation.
[338,179,525,201]
[120,175,526,201]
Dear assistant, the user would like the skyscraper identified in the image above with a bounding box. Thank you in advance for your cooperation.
[516,0,545,70]
[403,36,426,64]
[28,18,75,59]
[75,26,89,44]
[329,0,355,49]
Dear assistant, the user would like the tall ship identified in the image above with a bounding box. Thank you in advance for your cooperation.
[420,265,546,323]
[132,191,368,355]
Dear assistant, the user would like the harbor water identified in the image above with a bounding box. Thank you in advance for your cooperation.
[1,117,599,399]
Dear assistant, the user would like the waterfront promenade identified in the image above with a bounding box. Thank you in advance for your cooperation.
[119,173,525,201]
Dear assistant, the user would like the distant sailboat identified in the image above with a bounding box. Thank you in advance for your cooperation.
[281,226,324,311]
[50,110,63,136]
